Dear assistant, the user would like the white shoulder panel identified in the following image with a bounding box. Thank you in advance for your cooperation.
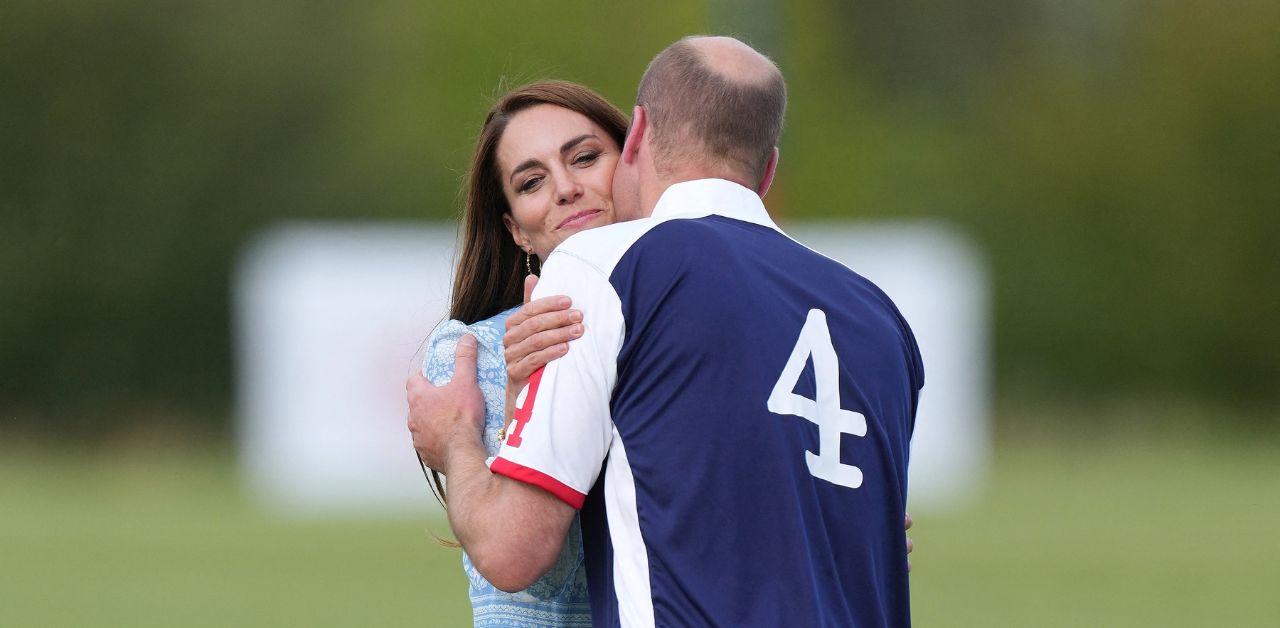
[548,215,673,279]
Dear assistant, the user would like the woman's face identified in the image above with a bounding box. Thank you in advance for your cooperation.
[497,104,620,260]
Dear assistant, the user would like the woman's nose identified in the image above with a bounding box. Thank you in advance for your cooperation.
[555,176,583,205]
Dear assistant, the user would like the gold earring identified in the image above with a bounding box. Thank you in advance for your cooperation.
[525,250,533,275]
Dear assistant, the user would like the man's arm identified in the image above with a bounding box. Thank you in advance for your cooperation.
[408,335,576,592]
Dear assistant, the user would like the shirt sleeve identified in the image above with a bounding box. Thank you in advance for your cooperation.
[421,316,512,458]
[490,251,625,509]
[421,319,470,386]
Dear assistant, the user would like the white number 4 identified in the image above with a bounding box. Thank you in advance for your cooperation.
[767,309,867,489]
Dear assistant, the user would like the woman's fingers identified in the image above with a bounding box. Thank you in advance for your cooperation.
[505,305,581,351]
[505,322,583,377]
[904,512,914,573]
[505,295,574,340]
[509,343,571,381]
[523,274,539,303]
[503,293,582,383]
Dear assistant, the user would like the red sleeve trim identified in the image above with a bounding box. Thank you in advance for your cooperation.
[490,457,586,509]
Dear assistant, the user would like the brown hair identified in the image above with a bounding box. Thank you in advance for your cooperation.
[449,80,629,324]
[636,36,786,185]
[427,81,627,521]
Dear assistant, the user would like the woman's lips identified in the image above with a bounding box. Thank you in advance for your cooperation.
[556,209,603,230]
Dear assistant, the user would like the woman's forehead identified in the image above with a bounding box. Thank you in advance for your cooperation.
[496,104,608,172]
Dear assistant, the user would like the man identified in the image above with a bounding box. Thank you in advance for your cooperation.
[411,36,923,626]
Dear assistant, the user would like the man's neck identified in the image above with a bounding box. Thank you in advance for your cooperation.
[639,169,756,218]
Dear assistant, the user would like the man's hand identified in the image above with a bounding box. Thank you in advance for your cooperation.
[503,275,583,419]
[906,512,915,573]
[407,334,487,475]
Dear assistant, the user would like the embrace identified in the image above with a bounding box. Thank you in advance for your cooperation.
[408,36,923,627]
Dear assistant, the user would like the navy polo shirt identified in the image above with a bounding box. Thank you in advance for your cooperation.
[493,178,923,627]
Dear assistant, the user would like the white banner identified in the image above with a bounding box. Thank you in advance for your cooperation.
[234,221,989,516]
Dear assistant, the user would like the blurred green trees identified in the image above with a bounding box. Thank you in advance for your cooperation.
[1,1,1276,434]
[785,2,1280,404]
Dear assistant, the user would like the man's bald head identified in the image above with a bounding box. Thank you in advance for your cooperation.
[636,36,786,186]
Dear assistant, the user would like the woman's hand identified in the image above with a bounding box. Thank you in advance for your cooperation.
[502,275,584,422]
[906,512,915,572]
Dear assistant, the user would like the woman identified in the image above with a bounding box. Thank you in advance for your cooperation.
[421,80,628,627]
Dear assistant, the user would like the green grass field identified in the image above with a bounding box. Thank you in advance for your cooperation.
[2,433,1276,627]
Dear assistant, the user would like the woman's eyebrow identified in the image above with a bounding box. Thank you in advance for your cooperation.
[559,133,597,155]
[509,158,543,184]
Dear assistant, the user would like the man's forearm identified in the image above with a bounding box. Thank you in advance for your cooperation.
[409,333,572,591]
[441,441,574,592]
[441,441,507,564]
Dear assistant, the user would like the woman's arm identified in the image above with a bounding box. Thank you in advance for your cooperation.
[502,276,584,422]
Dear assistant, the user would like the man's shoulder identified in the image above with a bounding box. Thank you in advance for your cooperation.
[547,216,670,277]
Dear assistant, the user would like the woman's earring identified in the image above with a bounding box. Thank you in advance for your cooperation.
[525,250,533,276]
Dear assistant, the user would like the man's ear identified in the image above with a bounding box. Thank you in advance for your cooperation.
[621,105,647,165]
[501,213,529,252]
[757,147,779,197]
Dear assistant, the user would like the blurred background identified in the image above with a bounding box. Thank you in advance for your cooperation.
[2,1,1277,626]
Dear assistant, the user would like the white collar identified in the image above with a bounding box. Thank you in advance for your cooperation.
[649,178,783,233]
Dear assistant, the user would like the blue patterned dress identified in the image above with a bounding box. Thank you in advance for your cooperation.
[422,307,592,627]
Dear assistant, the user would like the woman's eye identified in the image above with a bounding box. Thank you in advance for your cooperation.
[518,176,543,193]
[573,151,599,166]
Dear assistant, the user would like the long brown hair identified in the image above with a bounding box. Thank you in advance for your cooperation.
[426,82,628,518]
[449,80,629,324]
